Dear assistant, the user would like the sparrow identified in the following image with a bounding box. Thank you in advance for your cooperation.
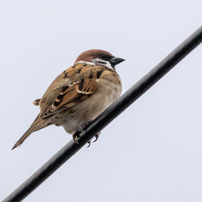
[12,49,124,150]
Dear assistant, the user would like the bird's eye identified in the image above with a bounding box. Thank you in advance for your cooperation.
[100,54,108,60]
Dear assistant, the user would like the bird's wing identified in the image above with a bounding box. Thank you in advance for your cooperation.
[33,99,41,106]
[41,63,105,118]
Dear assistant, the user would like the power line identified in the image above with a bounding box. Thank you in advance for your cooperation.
[3,26,202,202]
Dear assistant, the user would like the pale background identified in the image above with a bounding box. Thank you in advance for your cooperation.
[1,1,202,201]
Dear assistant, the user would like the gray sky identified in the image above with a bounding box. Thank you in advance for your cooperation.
[1,1,202,201]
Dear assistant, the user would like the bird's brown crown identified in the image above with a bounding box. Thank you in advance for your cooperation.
[74,49,114,64]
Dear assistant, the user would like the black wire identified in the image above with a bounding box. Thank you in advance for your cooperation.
[3,26,202,202]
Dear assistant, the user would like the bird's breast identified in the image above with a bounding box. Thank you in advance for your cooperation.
[60,72,122,134]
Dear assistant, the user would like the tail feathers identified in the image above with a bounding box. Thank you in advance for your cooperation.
[12,118,46,150]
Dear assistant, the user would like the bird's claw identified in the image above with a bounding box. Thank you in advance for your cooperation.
[93,133,100,142]
[87,132,100,148]
[72,131,80,144]
[73,122,101,147]
[87,140,91,148]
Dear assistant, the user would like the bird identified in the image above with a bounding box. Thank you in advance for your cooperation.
[12,49,124,150]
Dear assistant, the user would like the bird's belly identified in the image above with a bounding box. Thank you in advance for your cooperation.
[58,81,122,134]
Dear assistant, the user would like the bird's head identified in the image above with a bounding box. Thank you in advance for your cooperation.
[75,49,125,70]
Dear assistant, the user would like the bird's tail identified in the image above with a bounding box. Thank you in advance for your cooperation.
[12,116,46,150]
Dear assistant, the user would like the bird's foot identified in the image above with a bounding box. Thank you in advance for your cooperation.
[72,131,80,144]
[81,121,92,131]
[87,132,100,148]
[73,121,101,147]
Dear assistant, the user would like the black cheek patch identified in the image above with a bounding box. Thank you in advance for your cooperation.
[98,61,106,65]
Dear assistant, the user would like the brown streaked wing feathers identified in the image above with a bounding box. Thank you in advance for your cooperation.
[76,79,98,94]
[41,64,102,118]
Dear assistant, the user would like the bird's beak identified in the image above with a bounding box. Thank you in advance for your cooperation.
[110,57,125,66]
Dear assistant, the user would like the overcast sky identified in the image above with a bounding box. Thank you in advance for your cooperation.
[1,1,202,201]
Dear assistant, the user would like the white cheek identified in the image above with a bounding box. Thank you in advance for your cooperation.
[93,59,114,71]
[103,61,114,70]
